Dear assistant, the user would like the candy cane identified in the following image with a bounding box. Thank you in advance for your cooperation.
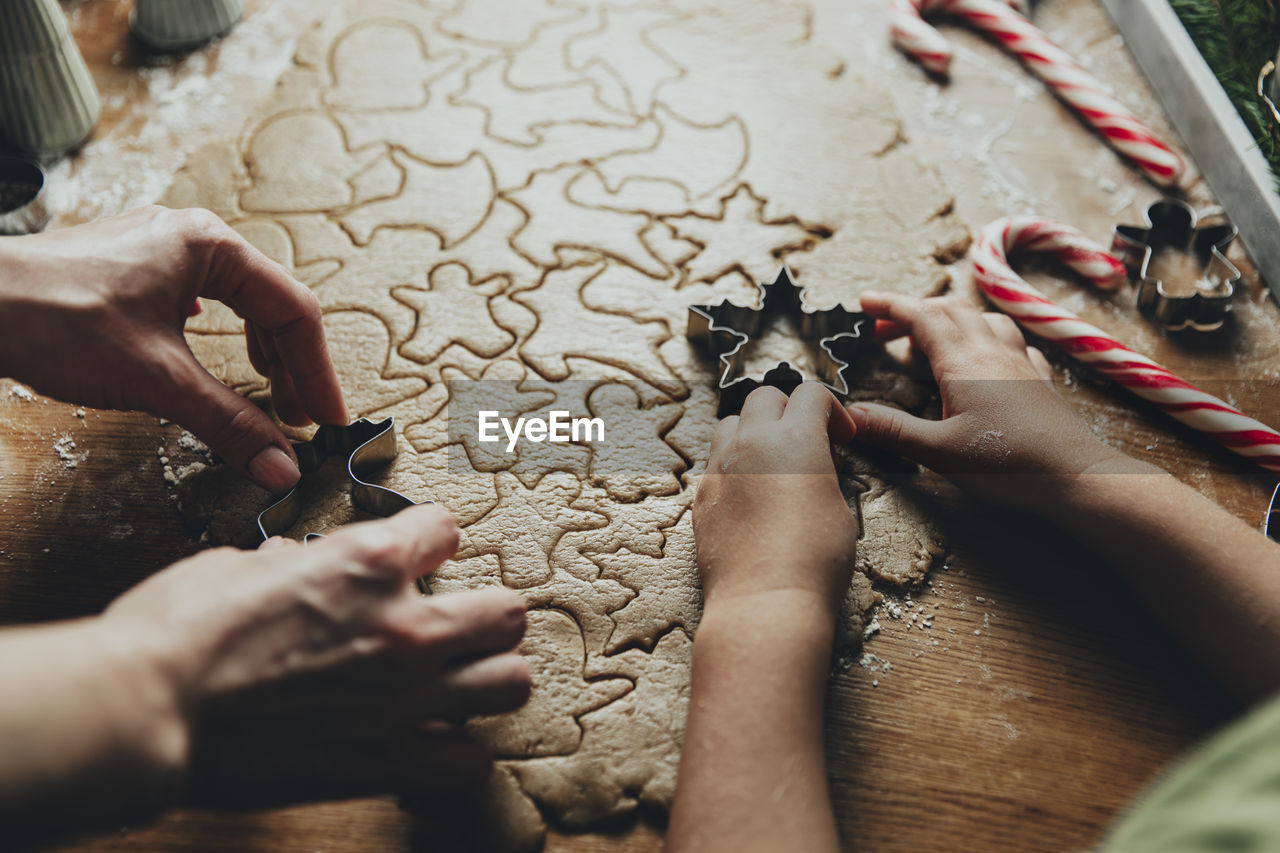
[889,0,1184,187]
[972,216,1280,474]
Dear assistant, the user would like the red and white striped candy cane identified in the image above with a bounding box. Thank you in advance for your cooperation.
[889,0,1184,187]
[972,216,1280,474]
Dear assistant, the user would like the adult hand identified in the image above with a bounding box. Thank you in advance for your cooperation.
[0,206,347,491]
[692,382,859,615]
[104,505,530,807]
[848,292,1123,513]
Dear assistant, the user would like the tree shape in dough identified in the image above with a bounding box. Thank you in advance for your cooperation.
[469,609,633,757]
[664,184,822,284]
[592,510,701,653]
[413,361,596,486]
[457,471,607,589]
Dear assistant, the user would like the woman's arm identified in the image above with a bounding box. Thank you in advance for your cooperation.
[0,507,531,844]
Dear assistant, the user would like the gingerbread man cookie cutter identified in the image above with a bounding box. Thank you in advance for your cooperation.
[1112,198,1241,332]
[687,267,873,417]
[236,417,430,593]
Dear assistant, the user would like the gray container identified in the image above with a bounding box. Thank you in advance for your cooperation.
[0,0,101,158]
[132,0,244,53]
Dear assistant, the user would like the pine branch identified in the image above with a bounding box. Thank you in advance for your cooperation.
[1169,0,1280,181]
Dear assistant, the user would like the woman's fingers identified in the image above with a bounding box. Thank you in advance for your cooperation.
[396,725,493,795]
[372,587,528,669]
[150,339,301,492]
[324,504,462,583]
[246,319,312,427]
[982,312,1026,352]
[194,215,348,427]
[428,653,532,719]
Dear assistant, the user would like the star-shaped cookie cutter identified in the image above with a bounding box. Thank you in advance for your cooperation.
[687,267,873,417]
[1111,198,1240,332]
[236,417,430,593]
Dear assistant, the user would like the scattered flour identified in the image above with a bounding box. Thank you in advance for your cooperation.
[53,435,79,469]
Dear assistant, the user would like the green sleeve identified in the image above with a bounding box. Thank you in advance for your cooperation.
[1104,691,1280,851]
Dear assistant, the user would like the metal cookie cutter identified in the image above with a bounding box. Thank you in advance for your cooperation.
[237,417,431,593]
[0,155,50,236]
[1112,198,1241,332]
[1266,483,1280,543]
[687,267,873,417]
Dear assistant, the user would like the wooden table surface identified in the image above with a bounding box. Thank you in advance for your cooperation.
[3,1,1276,850]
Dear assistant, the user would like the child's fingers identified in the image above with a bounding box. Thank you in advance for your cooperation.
[873,318,910,343]
[710,415,739,459]
[782,382,856,444]
[982,312,1027,352]
[1027,346,1054,382]
[739,385,787,423]
[939,298,1000,340]
[846,402,946,466]
[258,536,301,551]
[859,292,965,365]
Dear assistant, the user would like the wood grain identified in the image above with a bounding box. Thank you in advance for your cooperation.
[0,0,1274,850]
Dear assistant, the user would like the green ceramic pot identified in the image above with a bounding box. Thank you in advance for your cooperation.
[132,0,244,53]
[0,0,100,159]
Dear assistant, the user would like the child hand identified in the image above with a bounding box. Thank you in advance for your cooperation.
[850,292,1124,513]
[692,382,859,617]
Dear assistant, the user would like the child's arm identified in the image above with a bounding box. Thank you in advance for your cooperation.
[852,292,1280,703]
[666,383,859,853]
